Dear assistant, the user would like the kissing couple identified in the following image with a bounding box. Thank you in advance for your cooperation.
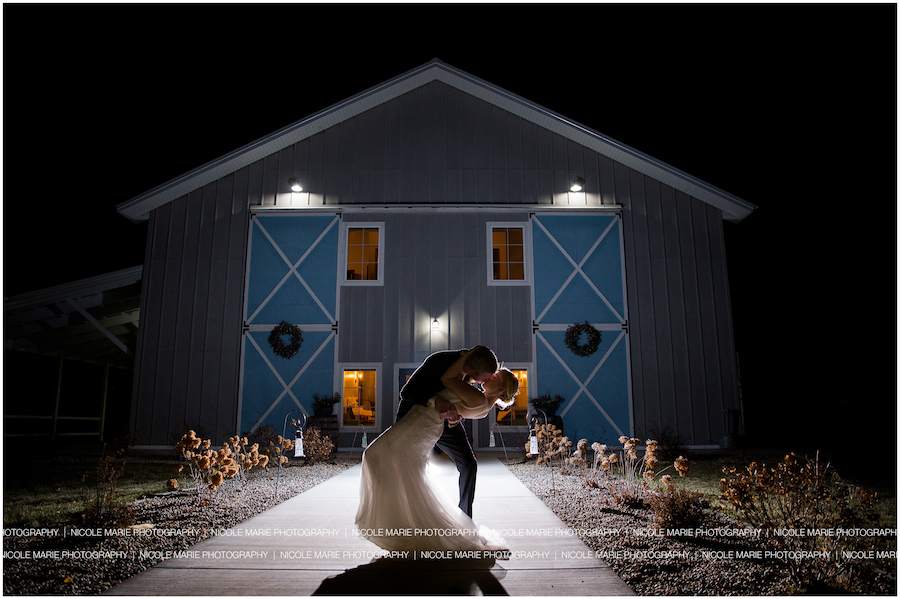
[355,346,519,552]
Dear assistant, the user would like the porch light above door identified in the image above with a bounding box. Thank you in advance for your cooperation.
[288,178,303,193]
[570,176,585,192]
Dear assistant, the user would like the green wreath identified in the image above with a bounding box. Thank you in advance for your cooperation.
[564,322,601,357]
[268,321,304,359]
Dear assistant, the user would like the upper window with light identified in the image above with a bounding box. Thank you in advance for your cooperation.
[343,223,384,286]
[487,222,529,286]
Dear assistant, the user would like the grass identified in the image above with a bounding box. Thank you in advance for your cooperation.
[3,451,182,527]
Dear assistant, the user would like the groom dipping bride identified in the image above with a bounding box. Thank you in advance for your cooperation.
[354,346,519,552]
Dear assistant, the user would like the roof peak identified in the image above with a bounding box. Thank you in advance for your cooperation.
[117,60,755,223]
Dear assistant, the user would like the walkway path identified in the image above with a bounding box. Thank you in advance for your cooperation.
[107,455,633,596]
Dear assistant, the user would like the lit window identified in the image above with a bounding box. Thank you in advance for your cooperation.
[343,223,384,286]
[343,369,377,427]
[347,227,379,280]
[496,369,528,426]
[492,227,524,280]
[487,223,528,286]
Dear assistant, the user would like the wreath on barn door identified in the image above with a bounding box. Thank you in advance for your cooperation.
[268,321,304,359]
[564,322,601,357]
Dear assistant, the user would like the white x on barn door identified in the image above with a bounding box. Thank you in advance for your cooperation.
[531,213,633,444]
[239,214,339,434]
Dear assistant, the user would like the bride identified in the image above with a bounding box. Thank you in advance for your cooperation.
[355,349,519,552]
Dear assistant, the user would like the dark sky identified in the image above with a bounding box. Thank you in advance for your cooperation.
[4,4,896,451]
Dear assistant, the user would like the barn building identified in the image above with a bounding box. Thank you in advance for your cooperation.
[116,59,755,451]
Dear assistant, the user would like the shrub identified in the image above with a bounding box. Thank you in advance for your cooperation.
[530,394,564,416]
[565,439,591,471]
[265,433,295,469]
[244,425,278,458]
[720,452,883,591]
[300,427,334,465]
[592,438,690,509]
[598,437,661,508]
[79,445,134,528]
[525,423,571,466]
[648,475,708,531]
[174,431,273,500]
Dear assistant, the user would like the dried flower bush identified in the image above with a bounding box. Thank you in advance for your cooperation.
[79,445,134,528]
[174,430,272,500]
[300,427,334,465]
[524,423,571,466]
[720,452,884,591]
[648,474,708,531]
[591,436,690,509]
[244,425,278,458]
[598,437,658,507]
[563,439,596,481]
[266,433,295,470]
[567,439,591,468]
[530,430,694,511]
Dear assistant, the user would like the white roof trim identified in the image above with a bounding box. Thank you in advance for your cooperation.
[117,59,756,223]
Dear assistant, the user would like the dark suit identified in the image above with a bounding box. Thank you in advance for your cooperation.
[397,349,477,517]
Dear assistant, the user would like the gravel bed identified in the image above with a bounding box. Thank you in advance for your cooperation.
[504,460,897,596]
[2,459,357,595]
[3,456,896,596]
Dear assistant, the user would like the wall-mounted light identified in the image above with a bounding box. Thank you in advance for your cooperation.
[570,176,585,192]
[288,177,303,193]
[432,317,440,330]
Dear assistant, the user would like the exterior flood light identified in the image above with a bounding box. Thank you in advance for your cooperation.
[570,176,585,192]
[288,178,303,193]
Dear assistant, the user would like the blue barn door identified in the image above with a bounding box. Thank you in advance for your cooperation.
[531,213,632,444]
[239,213,339,434]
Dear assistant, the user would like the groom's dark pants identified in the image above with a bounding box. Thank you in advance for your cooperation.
[396,398,477,517]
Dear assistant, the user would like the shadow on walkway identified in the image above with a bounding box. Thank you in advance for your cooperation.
[313,557,508,595]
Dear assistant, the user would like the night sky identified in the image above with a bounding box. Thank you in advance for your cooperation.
[3,5,896,457]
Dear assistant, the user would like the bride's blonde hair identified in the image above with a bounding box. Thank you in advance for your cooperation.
[492,367,519,410]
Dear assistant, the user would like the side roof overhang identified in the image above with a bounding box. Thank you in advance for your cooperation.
[116,59,756,223]
[4,266,143,368]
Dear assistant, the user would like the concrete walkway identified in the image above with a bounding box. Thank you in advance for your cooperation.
[107,455,634,596]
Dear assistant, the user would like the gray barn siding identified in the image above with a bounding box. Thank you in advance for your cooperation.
[339,212,532,429]
[130,173,249,446]
[622,167,740,445]
[132,77,740,447]
[261,82,607,209]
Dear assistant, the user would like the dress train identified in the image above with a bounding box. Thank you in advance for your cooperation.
[355,395,506,552]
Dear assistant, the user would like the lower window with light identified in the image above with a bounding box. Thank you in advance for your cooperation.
[342,369,377,427]
[495,369,528,426]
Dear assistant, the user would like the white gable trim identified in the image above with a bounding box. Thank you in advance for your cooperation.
[117,59,755,223]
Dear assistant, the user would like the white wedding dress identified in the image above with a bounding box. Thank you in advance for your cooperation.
[355,390,507,552]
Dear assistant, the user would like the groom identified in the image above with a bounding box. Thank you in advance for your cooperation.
[397,346,499,517]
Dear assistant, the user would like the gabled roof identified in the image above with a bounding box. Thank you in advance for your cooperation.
[117,59,756,223]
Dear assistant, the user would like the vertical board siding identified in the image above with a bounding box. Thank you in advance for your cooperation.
[339,211,533,426]
[134,79,741,447]
[622,167,739,444]
[130,176,249,446]
[130,210,160,441]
